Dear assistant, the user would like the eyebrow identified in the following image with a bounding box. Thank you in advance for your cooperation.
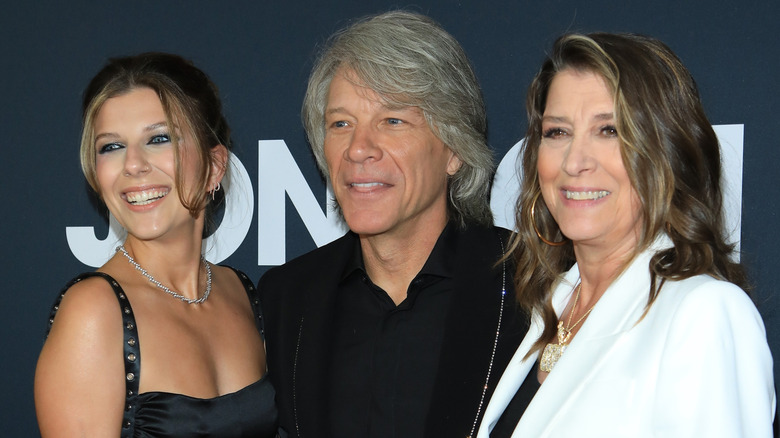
[325,107,347,118]
[542,112,614,123]
[94,121,169,143]
[144,122,169,131]
[541,115,568,124]
[325,103,418,117]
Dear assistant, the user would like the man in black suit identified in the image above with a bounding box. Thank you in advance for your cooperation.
[258,11,528,438]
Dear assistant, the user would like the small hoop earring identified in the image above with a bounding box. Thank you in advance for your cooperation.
[530,192,566,246]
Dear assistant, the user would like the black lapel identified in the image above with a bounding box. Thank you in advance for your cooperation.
[426,225,505,435]
[293,233,356,437]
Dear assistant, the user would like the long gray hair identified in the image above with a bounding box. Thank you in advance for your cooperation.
[302,10,494,227]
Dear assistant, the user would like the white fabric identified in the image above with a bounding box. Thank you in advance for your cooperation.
[478,236,776,437]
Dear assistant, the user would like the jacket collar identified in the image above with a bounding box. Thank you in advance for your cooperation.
[339,222,458,284]
[294,224,511,437]
[481,234,673,436]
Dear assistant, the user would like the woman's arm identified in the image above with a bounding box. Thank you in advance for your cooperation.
[654,280,775,437]
[34,277,127,437]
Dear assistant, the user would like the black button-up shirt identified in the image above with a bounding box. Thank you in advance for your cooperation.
[328,224,458,438]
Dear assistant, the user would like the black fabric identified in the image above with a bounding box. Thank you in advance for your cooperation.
[259,222,530,438]
[328,225,456,437]
[47,268,278,438]
[131,377,276,437]
[489,361,541,438]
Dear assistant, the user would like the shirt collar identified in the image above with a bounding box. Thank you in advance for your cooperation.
[340,221,459,284]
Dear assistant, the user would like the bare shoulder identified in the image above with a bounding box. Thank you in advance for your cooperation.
[213,264,245,284]
[34,274,126,436]
[53,275,124,324]
[212,265,255,301]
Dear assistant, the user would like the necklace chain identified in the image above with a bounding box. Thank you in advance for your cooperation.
[557,283,595,344]
[117,245,211,304]
[540,281,596,372]
[467,235,506,438]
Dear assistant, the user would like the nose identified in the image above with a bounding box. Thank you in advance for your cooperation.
[561,133,596,176]
[123,144,151,176]
[344,124,382,163]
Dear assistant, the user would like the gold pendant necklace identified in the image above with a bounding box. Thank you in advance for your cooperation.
[540,283,594,372]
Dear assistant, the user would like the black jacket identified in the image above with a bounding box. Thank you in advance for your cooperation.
[258,223,529,438]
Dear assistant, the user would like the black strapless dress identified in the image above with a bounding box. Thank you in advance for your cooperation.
[46,267,278,437]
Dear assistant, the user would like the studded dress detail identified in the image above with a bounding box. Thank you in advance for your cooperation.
[45,267,278,438]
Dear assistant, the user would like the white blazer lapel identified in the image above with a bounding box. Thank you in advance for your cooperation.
[511,240,667,437]
[478,314,543,435]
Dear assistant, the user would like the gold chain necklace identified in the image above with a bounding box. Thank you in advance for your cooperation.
[540,283,595,372]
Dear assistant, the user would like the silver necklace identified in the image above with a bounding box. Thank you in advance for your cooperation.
[467,236,506,438]
[117,245,211,304]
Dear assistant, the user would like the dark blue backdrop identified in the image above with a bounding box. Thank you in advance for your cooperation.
[3,1,778,435]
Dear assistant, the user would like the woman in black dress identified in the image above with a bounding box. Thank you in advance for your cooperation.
[35,53,277,437]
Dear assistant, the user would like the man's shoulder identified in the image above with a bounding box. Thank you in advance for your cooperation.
[259,231,355,287]
[461,223,512,238]
[456,223,513,252]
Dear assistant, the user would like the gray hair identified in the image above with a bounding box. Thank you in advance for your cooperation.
[302,10,494,227]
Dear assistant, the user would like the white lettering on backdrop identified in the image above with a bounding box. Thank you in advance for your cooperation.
[67,125,743,266]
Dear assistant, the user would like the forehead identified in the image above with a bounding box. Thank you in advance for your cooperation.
[95,87,165,129]
[327,68,383,105]
[327,67,421,112]
[545,69,613,114]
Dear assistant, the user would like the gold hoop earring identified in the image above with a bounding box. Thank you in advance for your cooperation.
[530,192,566,246]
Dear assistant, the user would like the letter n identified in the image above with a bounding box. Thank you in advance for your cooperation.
[257,140,346,265]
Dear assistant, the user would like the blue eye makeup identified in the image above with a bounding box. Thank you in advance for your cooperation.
[98,142,123,154]
[149,134,171,144]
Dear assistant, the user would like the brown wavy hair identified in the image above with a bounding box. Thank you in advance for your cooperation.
[505,33,749,356]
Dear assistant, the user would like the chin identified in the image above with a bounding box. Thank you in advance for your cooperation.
[343,215,392,237]
[347,224,390,237]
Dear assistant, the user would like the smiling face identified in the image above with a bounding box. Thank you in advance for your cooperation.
[94,87,204,242]
[323,69,462,240]
[537,69,642,254]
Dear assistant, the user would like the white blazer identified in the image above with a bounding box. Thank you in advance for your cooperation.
[478,236,775,437]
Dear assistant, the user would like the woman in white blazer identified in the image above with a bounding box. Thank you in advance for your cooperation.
[477,33,775,437]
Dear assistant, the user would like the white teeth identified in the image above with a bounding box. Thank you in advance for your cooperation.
[126,189,169,205]
[565,190,610,200]
[351,182,384,188]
